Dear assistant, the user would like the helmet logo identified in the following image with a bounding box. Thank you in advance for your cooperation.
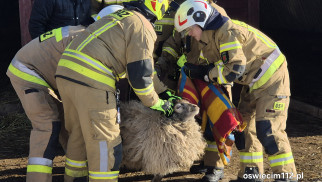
[178,15,188,26]
[151,0,157,11]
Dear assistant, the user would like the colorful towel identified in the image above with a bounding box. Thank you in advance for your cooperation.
[177,68,246,165]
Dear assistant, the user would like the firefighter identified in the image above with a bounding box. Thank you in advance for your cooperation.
[6,6,122,182]
[155,1,231,181]
[174,0,297,181]
[156,0,230,93]
[55,0,173,181]
[7,25,84,182]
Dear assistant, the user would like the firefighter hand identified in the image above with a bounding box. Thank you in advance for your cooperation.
[150,99,174,117]
[159,90,182,102]
[183,63,214,82]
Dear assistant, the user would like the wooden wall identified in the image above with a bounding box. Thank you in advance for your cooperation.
[18,0,259,46]
[216,0,259,28]
[19,0,33,46]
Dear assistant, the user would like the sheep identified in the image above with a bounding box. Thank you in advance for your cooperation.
[120,99,207,181]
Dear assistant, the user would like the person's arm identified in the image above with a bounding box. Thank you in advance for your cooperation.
[208,29,246,84]
[155,30,182,80]
[29,0,53,39]
[125,15,174,116]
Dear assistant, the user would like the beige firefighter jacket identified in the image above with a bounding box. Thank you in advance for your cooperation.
[157,2,229,80]
[153,11,176,59]
[201,19,287,92]
[55,9,160,107]
[7,25,85,91]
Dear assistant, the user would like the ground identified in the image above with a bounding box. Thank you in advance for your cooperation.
[0,104,321,182]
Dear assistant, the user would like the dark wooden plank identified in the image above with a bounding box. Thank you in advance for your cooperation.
[248,0,259,28]
[216,0,259,28]
[19,0,34,46]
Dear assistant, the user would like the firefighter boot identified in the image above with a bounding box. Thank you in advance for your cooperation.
[201,167,224,182]
[189,161,208,174]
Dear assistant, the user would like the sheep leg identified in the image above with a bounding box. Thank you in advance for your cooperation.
[151,174,163,182]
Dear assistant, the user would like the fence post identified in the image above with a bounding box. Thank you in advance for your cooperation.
[18,0,34,46]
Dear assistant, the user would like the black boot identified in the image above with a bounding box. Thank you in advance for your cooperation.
[201,168,224,182]
[189,161,208,174]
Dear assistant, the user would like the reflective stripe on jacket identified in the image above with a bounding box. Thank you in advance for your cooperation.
[56,10,159,107]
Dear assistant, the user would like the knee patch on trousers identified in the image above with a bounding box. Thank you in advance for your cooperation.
[234,131,245,150]
[256,120,279,155]
[43,121,61,159]
[111,142,122,171]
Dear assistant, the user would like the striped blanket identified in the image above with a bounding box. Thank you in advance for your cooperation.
[177,68,246,165]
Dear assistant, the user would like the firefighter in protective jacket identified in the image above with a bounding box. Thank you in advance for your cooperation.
[6,6,121,182]
[157,0,230,93]
[55,0,172,181]
[156,2,232,181]
[174,1,297,182]
[7,25,85,182]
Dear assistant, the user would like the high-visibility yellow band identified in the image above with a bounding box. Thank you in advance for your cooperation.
[89,170,119,179]
[232,19,277,49]
[240,152,263,163]
[8,64,51,88]
[220,41,242,53]
[162,47,178,58]
[66,158,87,168]
[132,83,154,95]
[268,152,292,160]
[76,20,118,51]
[216,61,228,84]
[58,59,115,89]
[63,49,114,76]
[250,53,285,92]
[65,168,88,177]
[270,159,294,167]
[27,165,52,174]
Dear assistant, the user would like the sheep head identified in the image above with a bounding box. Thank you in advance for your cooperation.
[171,99,199,122]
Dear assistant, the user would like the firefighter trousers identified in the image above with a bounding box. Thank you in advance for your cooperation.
[236,62,297,180]
[10,80,68,182]
[56,78,122,182]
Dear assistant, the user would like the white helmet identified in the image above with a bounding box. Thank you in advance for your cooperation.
[174,0,212,32]
[94,5,124,21]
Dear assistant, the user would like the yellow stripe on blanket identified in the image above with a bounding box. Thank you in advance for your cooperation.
[207,97,229,124]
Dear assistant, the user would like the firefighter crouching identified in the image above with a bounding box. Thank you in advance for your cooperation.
[6,6,122,182]
[155,2,233,181]
[174,0,297,181]
[6,25,85,182]
[54,0,177,181]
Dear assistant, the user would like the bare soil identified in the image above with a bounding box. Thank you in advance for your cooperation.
[0,108,321,182]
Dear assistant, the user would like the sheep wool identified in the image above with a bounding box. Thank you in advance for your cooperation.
[120,99,207,176]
